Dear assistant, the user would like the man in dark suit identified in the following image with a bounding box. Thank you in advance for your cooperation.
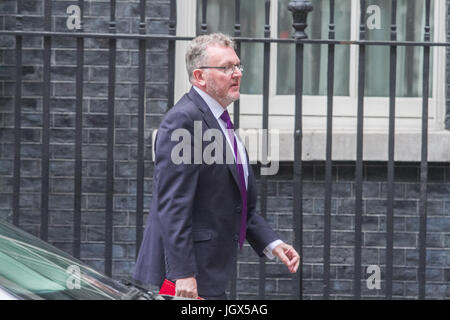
[133,33,299,299]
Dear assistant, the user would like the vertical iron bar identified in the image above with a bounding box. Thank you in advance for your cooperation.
[201,0,208,35]
[289,0,313,301]
[13,0,23,227]
[230,0,241,300]
[233,0,241,129]
[136,0,146,257]
[105,0,117,277]
[41,0,52,241]
[73,0,84,259]
[354,0,366,299]
[386,0,397,299]
[323,0,335,300]
[418,0,431,300]
[258,0,271,300]
[167,0,176,109]
[293,40,304,300]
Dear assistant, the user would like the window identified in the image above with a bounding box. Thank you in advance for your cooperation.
[175,0,446,155]
[277,0,435,98]
[277,0,351,96]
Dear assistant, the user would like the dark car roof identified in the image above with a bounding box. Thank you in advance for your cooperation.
[0,219,147,300]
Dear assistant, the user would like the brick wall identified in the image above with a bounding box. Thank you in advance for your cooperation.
[237,162,450,299]
[1,0,450,300]
[0,0,171,273]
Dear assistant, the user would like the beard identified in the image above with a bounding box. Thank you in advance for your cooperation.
[205,75,240,107]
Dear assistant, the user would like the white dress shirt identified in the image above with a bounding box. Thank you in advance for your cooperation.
[193,86,282,259]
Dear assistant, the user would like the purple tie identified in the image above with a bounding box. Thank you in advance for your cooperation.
[220,110,247,249]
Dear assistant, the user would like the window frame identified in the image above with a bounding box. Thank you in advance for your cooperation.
[174,0,447,161]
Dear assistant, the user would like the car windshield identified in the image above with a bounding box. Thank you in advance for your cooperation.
[0,220,132,300]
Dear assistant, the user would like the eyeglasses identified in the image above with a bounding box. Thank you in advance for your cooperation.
[199,64,244,76]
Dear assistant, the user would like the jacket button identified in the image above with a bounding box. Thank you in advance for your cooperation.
[236,206,242,213]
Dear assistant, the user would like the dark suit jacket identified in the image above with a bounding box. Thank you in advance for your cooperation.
[133,87,279,296]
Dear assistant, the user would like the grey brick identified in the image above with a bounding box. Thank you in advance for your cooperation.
[18,192,40,208]
[85,226,105,242]
[48,225,73,241]
[428,217,450,232]
[0,0,17,14]
[82,178,106,193]
[49,194,74,209]
[115,128,137,145]
[87,129,108,144]
[83,160,107,177]
[81,210,106,226]
[380,182,405,199]
[330,280,352,295]
[51,144,75,160]
[85,194,106,210]
[113,260,134,276]
[114,226,135,242]
[22,112,42,128]
[80,242,105,259]
[21,177,43,192]
[425,283,447,298]
[49,209,73,225]
[426,250,449,266]
[114,195,136,211]
[236,279,259,294]
[0,159,13,175]
[393,232,417,248]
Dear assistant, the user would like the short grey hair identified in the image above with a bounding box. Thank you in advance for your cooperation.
[185,33,235,82]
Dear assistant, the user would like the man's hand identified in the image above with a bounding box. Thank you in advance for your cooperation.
[272,243,300,273]
[175,277,198,298]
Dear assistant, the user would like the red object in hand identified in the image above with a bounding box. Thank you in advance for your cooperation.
[158,279,176,296]
[158,279,204,299]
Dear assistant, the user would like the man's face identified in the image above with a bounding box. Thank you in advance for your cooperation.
[203,44,242,107]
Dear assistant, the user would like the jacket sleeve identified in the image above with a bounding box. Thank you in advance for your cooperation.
[154,109,200,280]
[244,157,280,257]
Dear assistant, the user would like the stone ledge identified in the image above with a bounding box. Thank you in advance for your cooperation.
[240,130,450,163]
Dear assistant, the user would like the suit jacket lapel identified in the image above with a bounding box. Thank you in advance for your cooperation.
[187,87,244,194]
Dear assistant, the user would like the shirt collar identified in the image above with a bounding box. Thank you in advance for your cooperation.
[193,86,226,121]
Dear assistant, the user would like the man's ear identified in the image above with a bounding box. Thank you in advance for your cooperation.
[192,69,206,87]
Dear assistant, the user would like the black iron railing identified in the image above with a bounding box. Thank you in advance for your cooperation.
[0,0,444,300]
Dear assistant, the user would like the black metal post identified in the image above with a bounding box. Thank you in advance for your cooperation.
[354,0,366,299]
[167,0,177,109]
[418,0,431,300]
[233,0,241,129]
[229,0,241,300]
[258,0,271,300]
[386,0,398,299]
[323,0,335,300]
[13,0,23,227]
[73,0,85,259]
[201,0,208,35]
[105,0,117,277]
[288,0,313,300]
[135,0,147,258]
[41,0,52,241]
